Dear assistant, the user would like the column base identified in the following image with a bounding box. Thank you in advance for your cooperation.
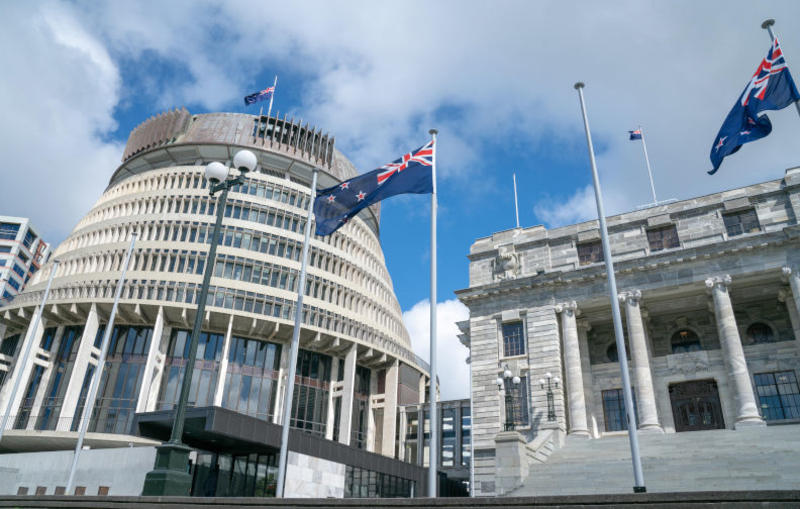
[637,424,664,434]
[734,417,766,429]
[566,429,591,439]
[141,442,193,496]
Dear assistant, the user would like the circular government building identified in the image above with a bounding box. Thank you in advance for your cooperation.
[0,110,429,497]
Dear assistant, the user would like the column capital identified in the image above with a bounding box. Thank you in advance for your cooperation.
[705,274,732,291]
[782,266,794,282]
[618,289,642,305]
[576,318,592,332]
[554,301,578,315]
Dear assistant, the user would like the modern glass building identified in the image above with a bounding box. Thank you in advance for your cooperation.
[0,110,430,497]
[0,216,50,307]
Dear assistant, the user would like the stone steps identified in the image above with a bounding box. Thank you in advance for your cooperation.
[512,424,800,496]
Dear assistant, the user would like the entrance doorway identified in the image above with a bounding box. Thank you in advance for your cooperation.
[669,379,725,432]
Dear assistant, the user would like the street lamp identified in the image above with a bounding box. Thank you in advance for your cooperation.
[498,364,521,431]
[538,372,560,422]
[142,149,257,496]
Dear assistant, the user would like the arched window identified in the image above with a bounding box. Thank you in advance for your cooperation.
[671,329,701,353]
[606,344,618,363]
[746,322,774,344]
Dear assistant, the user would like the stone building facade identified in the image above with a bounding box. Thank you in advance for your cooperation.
[456,167,800,496]
[0,110,428,497]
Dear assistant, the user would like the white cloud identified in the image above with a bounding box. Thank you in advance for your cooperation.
[402,298,470,401]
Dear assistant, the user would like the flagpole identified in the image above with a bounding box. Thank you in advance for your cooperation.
[276,168,318,498]
[66,233,136,493]
[762,19,800,119]
[638,127,658,204]
[0,259,59,441]
[513,173,520,228]
[574,82,646,493]
[428,128,439,497]
[266,75,277,120]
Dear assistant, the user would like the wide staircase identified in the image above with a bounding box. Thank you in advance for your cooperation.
[513,424,800,496]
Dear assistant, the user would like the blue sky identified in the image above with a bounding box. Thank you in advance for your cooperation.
[2,1,800,399]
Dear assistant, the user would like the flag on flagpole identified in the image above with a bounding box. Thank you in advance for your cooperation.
[313,140,435,236]
[629,129,642,140]
[244,86,275,106]
[709,37,800,174]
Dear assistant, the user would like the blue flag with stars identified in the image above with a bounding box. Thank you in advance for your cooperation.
[313,140,435,236]
[709,37,800,174]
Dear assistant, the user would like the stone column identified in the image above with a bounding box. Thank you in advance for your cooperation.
[212,315,235,407]
[381,359,399,457]
[781,267,800,342]
[337,343,357,445]
[556,301,589,437]
[619,290,662,433]
[705,275,764,428]
[576,319,597,437]
[56,304,100,431]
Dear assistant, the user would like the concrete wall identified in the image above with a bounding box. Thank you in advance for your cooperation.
[0,446,157,496]
[284,451,346,498]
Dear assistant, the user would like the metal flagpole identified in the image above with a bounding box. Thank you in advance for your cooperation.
[574,82,646,493]
[638,127,658,205]
[276,168,319,498]
[513,173,520,228]
[428,128,439,497]
[0,259,59,441]
[266,75,278,120]
[66,233,137,493]
[762,19,800,118]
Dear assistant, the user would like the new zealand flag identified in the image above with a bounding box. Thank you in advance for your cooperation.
[313,140,435,236]
[709,37,800,174]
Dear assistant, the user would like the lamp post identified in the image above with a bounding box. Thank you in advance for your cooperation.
[142,149,258,496]
[497,365,521,431]
[538,372,560,422]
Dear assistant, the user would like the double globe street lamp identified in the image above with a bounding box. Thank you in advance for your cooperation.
[496,364,521,431]
[142,149,258,496]
[539,372,560,422]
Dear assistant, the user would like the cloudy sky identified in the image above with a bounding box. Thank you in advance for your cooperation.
[2,1,800,399]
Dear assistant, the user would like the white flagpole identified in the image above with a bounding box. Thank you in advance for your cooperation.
[513,173,520,228]
[66,233,137,493]
[762,19,800,118]
[0,260,59,441]
[638,127,658,204]
[574,82,646,493]
[428,128,439,497]
[266,75,278,120]
[276,168,318,498]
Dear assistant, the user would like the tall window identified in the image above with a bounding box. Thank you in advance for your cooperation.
[15,365,45,429]
[461,406,471,467]
[88,325,153,434]
[577,240,603,265]
[504,376,529,428]
[39,327,58,351]
[602,388,638,431]
[671,329,701,353]
[36,325,83,430]
[441,407,456,466]
[350,365,370,447]
[723,209,760,237]
[1,334,20,356]
[159,329,224,411]
[501,321,525,357]
[647,225,680,252]
[222,335,281,421]
[290,349,332,437]
[754,371,800,421]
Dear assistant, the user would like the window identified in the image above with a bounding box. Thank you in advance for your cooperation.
[350,365,370,447]
[158,329,221,414]
[23,230,35,250]
[602,388,637,431]
[0,223,19,241]
[441,408,456,466]
[754,371,800,421]
[606,344,618,363]
[504,376,529,428]
[647,225,679,252]
[222,335,281,421]
[0,334,20,356]
[501,321,525,357]
[746,322,775,344]
[671,329,701,353]
[290,349,332,437]
[461,406,471,467]
[577,241,603,266]
[39,327,57,351]
[723,209,759,237]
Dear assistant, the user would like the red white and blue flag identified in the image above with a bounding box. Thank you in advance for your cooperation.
[313,140,435,235]
[244,86,275,106]
[709,37,800,174]
[629,129,642,141]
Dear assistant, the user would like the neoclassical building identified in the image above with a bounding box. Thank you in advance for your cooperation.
[0,110,428,497]
[456,167,800,496]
